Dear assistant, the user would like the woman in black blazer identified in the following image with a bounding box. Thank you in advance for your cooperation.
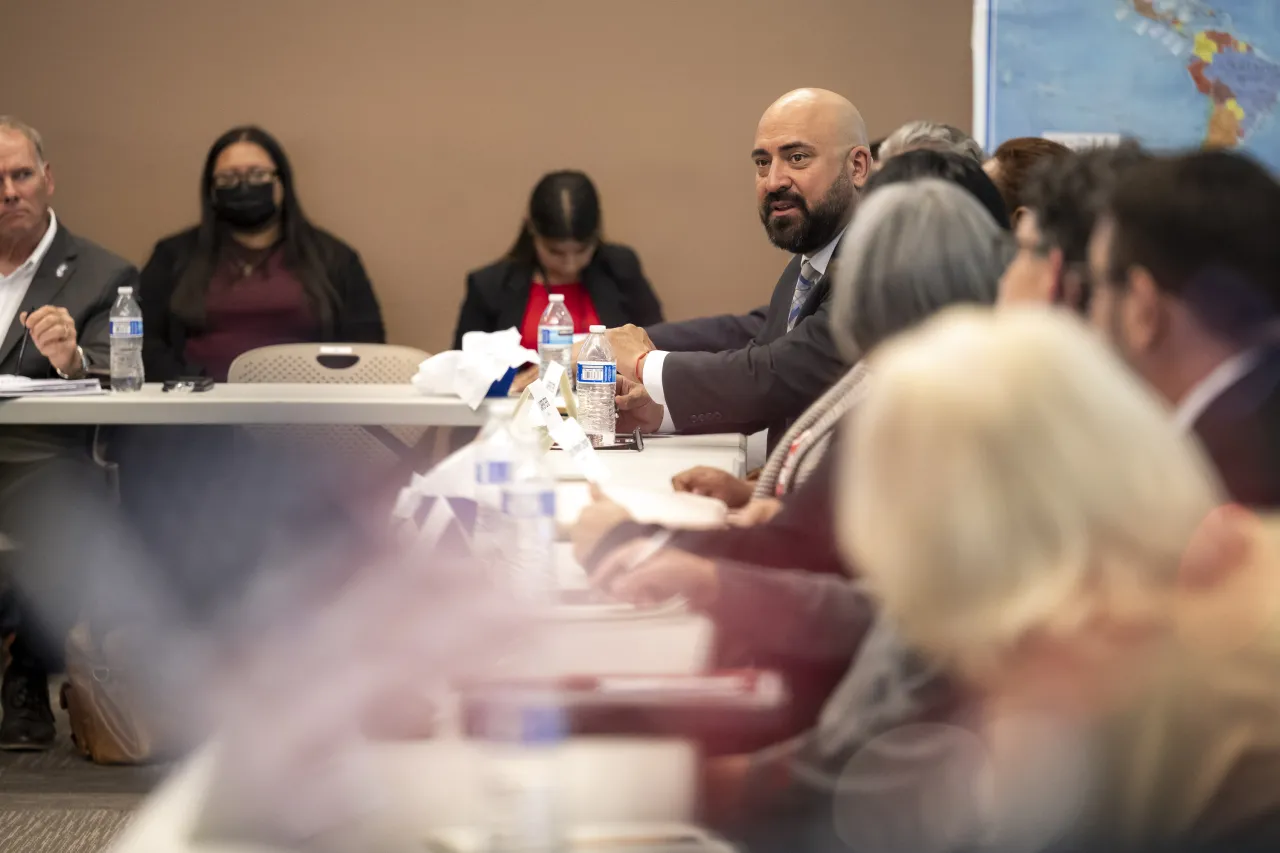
[454,170,663,350]
[139,125,384,382]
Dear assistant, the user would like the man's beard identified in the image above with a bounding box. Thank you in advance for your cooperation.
[760,170,855,255]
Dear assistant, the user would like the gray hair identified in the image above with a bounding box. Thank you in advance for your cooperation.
[878,120,984,164]
[0,116,46,165]
[831,179,1011,358]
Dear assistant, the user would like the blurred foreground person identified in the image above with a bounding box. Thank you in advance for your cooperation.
[1088,151,1280,506]
[839,307,1280,852]
[0,117,142,750]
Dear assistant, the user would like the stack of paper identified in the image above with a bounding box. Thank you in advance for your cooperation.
[0,375,105,397]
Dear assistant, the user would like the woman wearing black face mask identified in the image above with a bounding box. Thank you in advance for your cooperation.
[138,125,385,381]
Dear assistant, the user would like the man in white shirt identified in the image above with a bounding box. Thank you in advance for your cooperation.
[1086,150,1280,507]
[0,117,140,751]
[605,88,872,452]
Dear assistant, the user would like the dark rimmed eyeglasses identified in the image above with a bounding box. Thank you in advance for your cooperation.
[211,168,277,190]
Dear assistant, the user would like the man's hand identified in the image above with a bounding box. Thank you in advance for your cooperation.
[21,306,80,376]
[729,497,784,527]
[570,484,635,564]
[615,376,665,434]
[607,324,655,381]
[671,466,753,509]
[606,549,720,609]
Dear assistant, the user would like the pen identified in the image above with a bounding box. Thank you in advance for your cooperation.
[15,305,33,374]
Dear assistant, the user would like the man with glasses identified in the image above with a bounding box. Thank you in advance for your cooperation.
[0,116,139,750]
[998,141,1151,313]
[1088,150,1280,508]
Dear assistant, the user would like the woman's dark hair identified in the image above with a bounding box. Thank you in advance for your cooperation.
[866,148,1012,230]
[506,171,602,268]
[171,126,340,331]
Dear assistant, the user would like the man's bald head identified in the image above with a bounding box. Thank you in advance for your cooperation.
[759,88,869,151]
[753,89,872,254]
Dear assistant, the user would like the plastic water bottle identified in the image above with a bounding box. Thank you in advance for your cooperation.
[483,695,566,853]
[474,412,516,568]
[109,286,144,392]
[536,294,573,382]
[575,325,616,447]
[499,431,557,601]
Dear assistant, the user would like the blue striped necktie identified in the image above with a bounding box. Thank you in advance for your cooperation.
[787,259,819,331]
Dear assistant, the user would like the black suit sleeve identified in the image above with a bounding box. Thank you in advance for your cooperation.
[138,241,190,381]
[334,248,385,344]
[646,306,768,353]
[453,272,498,351]
[658,296,847,436]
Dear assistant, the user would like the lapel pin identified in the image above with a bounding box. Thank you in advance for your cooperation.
[55,262,68,278]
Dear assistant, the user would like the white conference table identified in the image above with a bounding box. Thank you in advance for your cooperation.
[0,383,510,426]
[110,407,747,850]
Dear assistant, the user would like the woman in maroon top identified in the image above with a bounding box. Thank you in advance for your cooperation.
[139,126,384,381]
[455,170,663,353]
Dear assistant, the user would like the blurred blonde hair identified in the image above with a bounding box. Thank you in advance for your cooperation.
[837,305,1223,673]
[838,306,1280,845]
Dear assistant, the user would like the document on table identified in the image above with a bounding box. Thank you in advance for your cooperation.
[0,375,105,397]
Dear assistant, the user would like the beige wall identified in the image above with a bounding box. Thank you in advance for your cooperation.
[3,0,972,353]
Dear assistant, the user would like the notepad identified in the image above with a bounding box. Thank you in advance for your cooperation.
[0,375,105,397]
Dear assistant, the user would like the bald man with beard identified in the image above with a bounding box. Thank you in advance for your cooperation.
[606,89,871,451]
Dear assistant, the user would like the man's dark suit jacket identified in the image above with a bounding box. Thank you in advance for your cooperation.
[0,221,138,460]
[645,253,849,451]
[454,243,664,350]
[1193,343,1280,508]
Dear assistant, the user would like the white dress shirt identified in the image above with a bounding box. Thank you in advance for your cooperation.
[1172,348,1261,432]
[643,225,848,433]
[0,210,58,345]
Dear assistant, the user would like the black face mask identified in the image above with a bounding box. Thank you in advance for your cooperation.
[212,183,278,232]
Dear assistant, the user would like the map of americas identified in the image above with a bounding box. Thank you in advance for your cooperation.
[1126,0,1280,148]
[984,0,1280,171]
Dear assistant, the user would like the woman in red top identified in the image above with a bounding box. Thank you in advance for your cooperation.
[454,171,664,351]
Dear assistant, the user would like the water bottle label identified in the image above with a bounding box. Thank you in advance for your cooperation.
[538,326,573,347]
[501,489,555,519]
[476,460,512,485]
[576,361,616,385]
[110,319,142,338]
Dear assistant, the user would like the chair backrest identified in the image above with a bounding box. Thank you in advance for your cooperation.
[226,344,436,501]
[227,343,429,385]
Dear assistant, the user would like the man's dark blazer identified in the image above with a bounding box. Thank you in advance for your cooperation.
[0,222,134,377]
[454,243,664,350]
[645,252,849,451]
[0,220,138,459]
[1193,343,1280,508]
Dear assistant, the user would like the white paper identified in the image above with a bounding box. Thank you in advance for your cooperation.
[549,417,611,484]
[409,328,537,409]
[526,372,565,433]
